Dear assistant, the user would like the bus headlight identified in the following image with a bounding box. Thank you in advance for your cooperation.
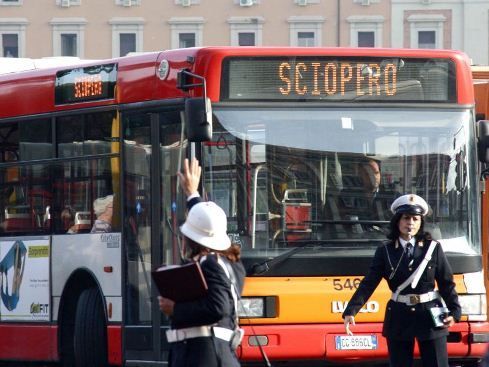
[459,294,486,318]
[238,296,277,318]
[239,298,264,318]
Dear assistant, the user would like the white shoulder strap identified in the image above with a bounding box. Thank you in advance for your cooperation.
[216,257,240,322]
[200,254,240,322]
[410,240,437,288]
[392,240,437,299]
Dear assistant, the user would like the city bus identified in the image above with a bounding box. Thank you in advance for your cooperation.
[0,47,489,367]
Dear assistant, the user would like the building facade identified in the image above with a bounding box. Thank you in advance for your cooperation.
[0,0,488,64]
[391,0,489,65]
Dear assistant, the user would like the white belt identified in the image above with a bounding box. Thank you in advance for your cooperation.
[391,290,439,306]
[166,325,234,343]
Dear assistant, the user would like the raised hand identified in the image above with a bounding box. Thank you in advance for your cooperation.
[177,158,202,197]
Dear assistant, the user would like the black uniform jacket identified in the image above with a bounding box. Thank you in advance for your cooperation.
[166,195,245,367]
[342,238,461,341]
[169,254,244,367]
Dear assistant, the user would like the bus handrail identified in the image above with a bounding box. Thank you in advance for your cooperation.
[252,164,266,249]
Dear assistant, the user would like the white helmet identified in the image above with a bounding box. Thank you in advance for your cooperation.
[180,201,231,251]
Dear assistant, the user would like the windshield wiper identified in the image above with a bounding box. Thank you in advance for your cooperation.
[250,244,312,275]
[250,238,386,275]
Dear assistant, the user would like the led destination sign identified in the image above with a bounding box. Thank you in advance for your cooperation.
[278,61,398,97]
[55,63,117,105]
[222,57,456,102]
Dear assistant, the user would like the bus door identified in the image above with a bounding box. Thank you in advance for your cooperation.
[122,107,187,365]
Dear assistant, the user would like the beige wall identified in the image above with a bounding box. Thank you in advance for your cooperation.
[0,0,390,59]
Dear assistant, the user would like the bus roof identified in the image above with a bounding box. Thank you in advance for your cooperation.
[0,57,96,75]
[0,47,474,120]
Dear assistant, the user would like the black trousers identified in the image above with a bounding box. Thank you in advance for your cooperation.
[387,336,448,367]
[168,337,240,367]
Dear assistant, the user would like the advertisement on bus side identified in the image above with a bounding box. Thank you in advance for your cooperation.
[0,238,50,321]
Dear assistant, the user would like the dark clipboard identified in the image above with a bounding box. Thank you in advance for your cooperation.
[151,261,208,302]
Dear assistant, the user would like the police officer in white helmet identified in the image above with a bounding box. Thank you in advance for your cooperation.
[158,158,245,367]
[342,194,461,367]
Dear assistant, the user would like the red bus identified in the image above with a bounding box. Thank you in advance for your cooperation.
[0,47,489,366]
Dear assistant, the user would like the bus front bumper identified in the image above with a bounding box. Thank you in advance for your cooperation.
[238,322,489,362]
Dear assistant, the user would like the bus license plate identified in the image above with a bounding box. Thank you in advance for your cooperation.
[335,335,378,350]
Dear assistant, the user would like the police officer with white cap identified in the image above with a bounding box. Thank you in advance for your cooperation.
[158,158,245,367]
[342,194,461,367]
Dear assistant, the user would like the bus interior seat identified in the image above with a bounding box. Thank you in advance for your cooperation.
[323,159,349,238]
[281,189,312,243]
[4,206,32,232]
[74,211,92,232]
[43,206,51,229]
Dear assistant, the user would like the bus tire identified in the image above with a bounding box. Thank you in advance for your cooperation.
[74,287,108,367]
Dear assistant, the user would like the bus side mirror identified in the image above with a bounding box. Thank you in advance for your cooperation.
[185,97,212,142]
[478,120,489,163]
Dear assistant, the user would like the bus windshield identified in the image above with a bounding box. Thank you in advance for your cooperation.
[203,107,478,265]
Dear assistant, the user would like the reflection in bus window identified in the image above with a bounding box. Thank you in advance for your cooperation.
[208,108,477,255]
[57,112,114,158]
[54,111,119,234]
[123,112,152,325]
[159,112,187,265]
[0,119,52,234]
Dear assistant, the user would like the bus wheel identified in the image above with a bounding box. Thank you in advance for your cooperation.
[74,287,108,367]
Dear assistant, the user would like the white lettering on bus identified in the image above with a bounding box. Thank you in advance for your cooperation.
[331,300,380,313]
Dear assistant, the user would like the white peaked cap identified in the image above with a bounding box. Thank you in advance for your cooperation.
[390,194,429,216]
[180,201,231,251]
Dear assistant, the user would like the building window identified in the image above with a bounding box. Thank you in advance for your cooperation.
[0,0,22,6]
[238,32,255,46]
[297,32,315,47]
[179,33,195,48]
[407,14,445,49]
[358,31,375,47]
[347,15,384,47]
[120,33,136,55]
[228,16,264,46]
[168,17,204,49]
[288,16,325,47]
[2,34,18,57]
[51,18,86,57]
[418,30,436,49]
[0,18,27,58]
[61,33,77,56]
[109,18,144,57]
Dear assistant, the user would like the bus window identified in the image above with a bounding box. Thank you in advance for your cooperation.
[0,161,53,235]
[123,112,152,325]
[0,119,53,234]
[57,112,114,158]
[54,112,119,234]
[159,111,187,265]
[19,119,53,161]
